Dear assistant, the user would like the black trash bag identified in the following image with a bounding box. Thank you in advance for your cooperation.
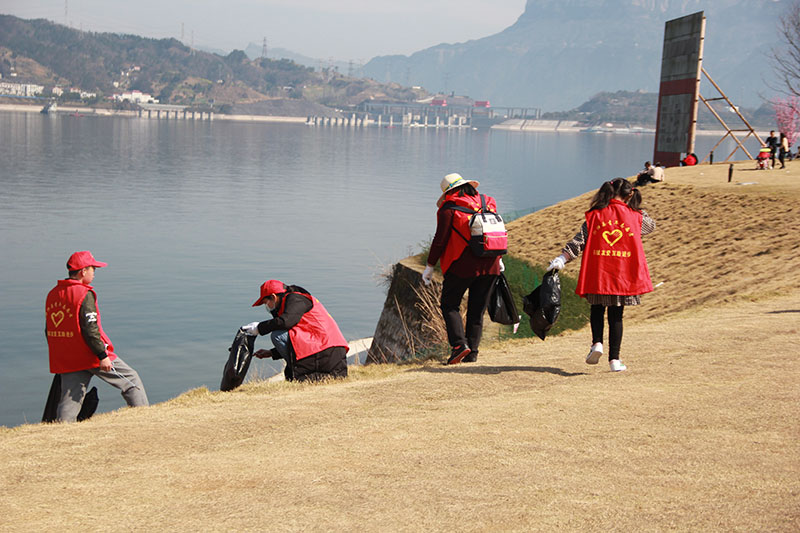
[42,374,99,423]
[488,273,520,326]
[522,270,561,340]
[220,329,257,392]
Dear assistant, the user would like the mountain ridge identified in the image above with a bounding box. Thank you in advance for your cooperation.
[0,14,420,113]
[363,0,782,110]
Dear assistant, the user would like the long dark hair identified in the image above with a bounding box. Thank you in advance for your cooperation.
[452,184,478,197]
[627,188,642,211]
[589,178,641,212]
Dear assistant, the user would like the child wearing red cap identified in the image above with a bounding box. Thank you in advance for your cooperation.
[45,251,148,421]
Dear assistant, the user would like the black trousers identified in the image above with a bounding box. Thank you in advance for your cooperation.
[440,273,496,351]
[285,346,348,382]
[635,174,659,187]
[590,304,624,361]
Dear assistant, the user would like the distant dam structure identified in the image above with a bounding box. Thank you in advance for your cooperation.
[127,100,542,128]
[307,101,541,129]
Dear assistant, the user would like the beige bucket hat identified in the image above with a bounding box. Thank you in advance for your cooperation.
[437,173,480,207]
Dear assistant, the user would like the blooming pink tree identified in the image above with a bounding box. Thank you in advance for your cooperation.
[772,96,800,146]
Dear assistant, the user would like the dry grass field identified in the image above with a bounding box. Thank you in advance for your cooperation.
[1,161,798,532]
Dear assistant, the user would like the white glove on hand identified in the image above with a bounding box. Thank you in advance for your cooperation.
[499,258,505,272]
[547,255,566,272]
[422,265,434,286]
[241,321,260,336]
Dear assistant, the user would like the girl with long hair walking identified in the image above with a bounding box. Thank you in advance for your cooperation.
[548,178,656,372]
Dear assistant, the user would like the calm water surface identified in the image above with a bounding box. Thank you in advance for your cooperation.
[0,112,753,427]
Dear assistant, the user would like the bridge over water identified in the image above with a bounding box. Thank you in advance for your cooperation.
[137,103,212,120]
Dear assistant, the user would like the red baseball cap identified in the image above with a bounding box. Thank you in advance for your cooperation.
[66,251,108,271]
[252,279,286,306]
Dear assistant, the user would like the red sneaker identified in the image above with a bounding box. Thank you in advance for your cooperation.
[447,345,470,365]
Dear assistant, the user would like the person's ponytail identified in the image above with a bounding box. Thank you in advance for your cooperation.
[627,188,642,211]
[589,180,616,210]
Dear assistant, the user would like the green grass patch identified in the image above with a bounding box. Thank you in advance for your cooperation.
[413,236,588,340]
[499,254,589,339]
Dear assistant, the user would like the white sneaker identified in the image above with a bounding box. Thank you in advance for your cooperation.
[609,360,627,372]
[586,342,603,365]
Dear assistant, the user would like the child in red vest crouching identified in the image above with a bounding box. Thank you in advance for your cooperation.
[548,178,656,372]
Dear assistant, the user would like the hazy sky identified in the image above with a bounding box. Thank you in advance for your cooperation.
[1,0,528,61]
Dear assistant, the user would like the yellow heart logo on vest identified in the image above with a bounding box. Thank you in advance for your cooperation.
[51,311,64,328]
[602,229,623,247]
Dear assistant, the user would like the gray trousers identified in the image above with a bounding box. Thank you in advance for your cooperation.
[57,356,149,422]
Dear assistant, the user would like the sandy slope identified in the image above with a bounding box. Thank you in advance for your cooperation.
[507,160,800,320]
[1,161,798,532]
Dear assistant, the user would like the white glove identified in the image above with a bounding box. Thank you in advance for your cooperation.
[240,321,260,336]
[547,255,566,272]
[499,258,505,272]
[422,264,434,286]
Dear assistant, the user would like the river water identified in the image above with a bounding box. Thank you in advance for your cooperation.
[0,112,754,427]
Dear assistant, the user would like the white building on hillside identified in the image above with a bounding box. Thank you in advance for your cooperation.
[69,88,97,99]
[0,81,45,97]
[112,90,158,103]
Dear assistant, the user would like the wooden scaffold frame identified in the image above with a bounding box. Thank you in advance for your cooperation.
[699,67,764,163]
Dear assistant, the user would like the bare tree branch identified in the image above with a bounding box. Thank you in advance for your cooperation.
[772,1,800,96]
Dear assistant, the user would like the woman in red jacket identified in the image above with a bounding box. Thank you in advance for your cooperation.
[548,178,656,372]
[422,173,502,365]
[240,280,349,382]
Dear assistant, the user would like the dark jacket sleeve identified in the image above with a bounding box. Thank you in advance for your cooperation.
[79,292,108,359]
[256,293,313,335]
[426,207,455,266]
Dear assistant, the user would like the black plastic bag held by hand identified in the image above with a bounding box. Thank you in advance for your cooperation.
[522,270,562,340]
[488,273,520,326]
[220,329,257,392]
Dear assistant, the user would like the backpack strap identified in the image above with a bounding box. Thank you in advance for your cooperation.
[440,201,476,244]
[479,194,498,214]
[441,201,477,215]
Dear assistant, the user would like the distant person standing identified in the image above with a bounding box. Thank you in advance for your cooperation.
[766,130,779,168]
[548,179,656,372]
[779,132,789,169]
[45,251,148,422]
[422,173,503,365]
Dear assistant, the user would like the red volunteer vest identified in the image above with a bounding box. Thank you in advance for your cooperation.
[439,192,499,274]
[45,279,117,374]
[278,292,349,360]
[575,199,653,297]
